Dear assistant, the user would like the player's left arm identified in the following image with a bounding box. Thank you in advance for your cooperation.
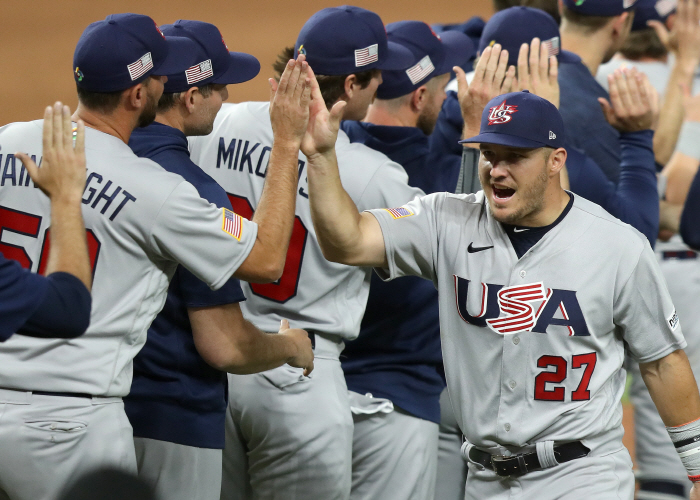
[640,350,700,494]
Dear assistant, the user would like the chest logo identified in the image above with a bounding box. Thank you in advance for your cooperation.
[453,276,590,336]
[467,243,493,253]
[487,100,518,125]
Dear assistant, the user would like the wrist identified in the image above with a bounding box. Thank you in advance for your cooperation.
[672,62,696,80]
[305,149,336,166]
[50,192,84,209]
[272,138,303,152]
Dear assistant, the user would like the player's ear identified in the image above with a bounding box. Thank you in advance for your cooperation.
[344,74,357,100]
[549,147,567,176]
[412,86,428,112]
[183,87,199,113]
[125,83,145,111]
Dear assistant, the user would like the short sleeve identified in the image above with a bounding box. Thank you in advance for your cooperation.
[355,160,425,212]
[149,181,258,291]
[0,256,48,341]
[615,243,687,363]
[367,192,443,284]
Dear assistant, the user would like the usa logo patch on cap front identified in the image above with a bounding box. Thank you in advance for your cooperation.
[487,100,518,125]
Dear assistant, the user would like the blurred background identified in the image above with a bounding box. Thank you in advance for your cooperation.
[0,0,494,124]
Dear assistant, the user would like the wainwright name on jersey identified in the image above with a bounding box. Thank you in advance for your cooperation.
[0,121,257,396]
[189,101,424,341]
[370,191,685,456]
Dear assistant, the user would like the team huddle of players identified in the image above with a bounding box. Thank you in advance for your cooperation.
[2,0,700,499]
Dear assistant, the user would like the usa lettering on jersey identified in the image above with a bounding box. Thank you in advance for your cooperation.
[453,276,590,336]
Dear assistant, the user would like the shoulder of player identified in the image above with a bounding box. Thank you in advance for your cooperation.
[212,101,271,129]
[569,194,648,248]
[0,119,43,139]
[337,132,408,183]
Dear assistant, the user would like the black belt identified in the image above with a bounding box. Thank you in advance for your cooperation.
[469,441,590,477]
[32,391,93,398]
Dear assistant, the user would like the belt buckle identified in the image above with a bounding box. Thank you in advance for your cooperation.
[491,454,528,477]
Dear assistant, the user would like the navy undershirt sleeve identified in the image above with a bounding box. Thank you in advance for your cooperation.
[568,130,658,246]
[680,168,700,250]
[16,272,91,339]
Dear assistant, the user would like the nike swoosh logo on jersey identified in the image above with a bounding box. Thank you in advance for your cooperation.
[467,243,494,253]
[513,228,530,232]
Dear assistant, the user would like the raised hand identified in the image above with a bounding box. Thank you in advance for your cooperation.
[269,54,312,147]
[513,38,559,108]
[300,65,346,159]
[16,102,86,203]
[649,0,700,72]
[598,68,659,133]
[278,319,314,376]
[455,43,514,139]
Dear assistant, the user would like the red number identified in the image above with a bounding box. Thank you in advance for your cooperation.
[0,206,42,269]
[0,205,101,275]
[571,352,597,401]
[37,228,102,278]
[534,355,567,401]
[227,193,308,303]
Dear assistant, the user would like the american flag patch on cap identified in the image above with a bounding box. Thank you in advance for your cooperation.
[222,208,243,240]
[542,37,560,57]
[406,55,435,85]
[385,206,414,219]
[186,59,214,85]
[355,44,379,67]
[127,52,153,81]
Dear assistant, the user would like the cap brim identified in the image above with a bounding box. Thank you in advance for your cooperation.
[152,36,200,76]
[376,41,415,70]
[459,132,549,149]
[213,52,261,85]
[436,31,475,74]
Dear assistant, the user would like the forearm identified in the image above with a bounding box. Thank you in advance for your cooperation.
[219,322,300,375]
[641,349,700,427]
[654,65,695,165]
[663,121,700,204]
[307,151,384,266]
[44,196,91,291]
[238,143,300,282]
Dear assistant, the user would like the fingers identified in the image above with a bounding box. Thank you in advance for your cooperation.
[471,45,492,87]
[279,319,289,332]
[517,43,530,90]
[328,100,347,130]
[303,360,314,376]
[306,65,324,107]
[492,48,510,92]
[292,59,309,102]
[647,20,670,48]
[62,104,72,150]
[41,105,53,155]
[598,97,615,125]
[530,38,544,88]
[276,59,296,95]
[15,152,39,184]
[454,66,468,98]
[482,44,505,88]
[501,65,516,94]
[268,78,278,103]
[608,72,624,113]
[548,55,559,87]
[537,38,549,85]
[52,102,63,152]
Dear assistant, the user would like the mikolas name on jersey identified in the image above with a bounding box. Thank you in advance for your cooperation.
[454,277,589,337]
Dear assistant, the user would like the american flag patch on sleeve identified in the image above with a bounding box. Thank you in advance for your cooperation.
[222,208,243,240]
[384,206,414,219]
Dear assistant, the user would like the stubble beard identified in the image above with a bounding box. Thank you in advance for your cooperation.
[484,163,549,225]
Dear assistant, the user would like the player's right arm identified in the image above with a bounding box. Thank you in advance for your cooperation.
[233,56,312,283]
[302,68,387,267]
[188,304,314,375]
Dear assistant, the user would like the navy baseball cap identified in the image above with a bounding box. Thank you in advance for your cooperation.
[160,21,261,93]
[478,7,578,68]
[377,21,474,100]
[563,0,638,16]
[631,0,676,31]
[73,14,200,92]
[460,90,566,149]
[294,6,414,76]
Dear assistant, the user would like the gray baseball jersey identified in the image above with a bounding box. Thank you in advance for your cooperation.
[0,121,257,397]
[369,191,685,454]
[188,102,424,341]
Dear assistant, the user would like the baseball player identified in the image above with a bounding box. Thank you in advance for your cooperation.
[338,20,472,500]
[123,20,314,500]
[1,102,91,341]
[305,88,700,499]
[188,6,423,499]
[0,14,312,500]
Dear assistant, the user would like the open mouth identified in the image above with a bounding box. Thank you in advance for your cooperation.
[492,186,516,201]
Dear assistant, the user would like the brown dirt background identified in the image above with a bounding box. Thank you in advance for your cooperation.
[0,0,636,461]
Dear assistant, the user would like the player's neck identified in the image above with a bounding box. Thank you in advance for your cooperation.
[560,24,610,76]
[154,111,185,134]
[73,105,137,144]
[516,188,571,228]
[364,103,418,129]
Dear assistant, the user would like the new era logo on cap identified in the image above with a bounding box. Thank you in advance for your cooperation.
[405,55,435,85]
[549,131,557,140]
[185,59,214,84]
[355,44,379,67]
[488,101,518,125]
[127,52,153,81]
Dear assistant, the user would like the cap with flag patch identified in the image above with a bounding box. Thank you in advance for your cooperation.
[160,20,261,93]
[477,7,579,68]
[376,21,474,100]
[293,6,414,75]
[562,0,638,16]
[631,0,676,31]
[73,13,200,92]
[460,90,566,149]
